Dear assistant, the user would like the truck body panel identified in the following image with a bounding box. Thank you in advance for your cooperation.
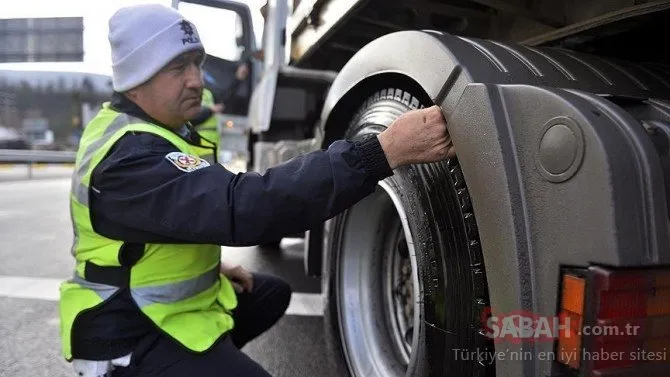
[290,0,670,70]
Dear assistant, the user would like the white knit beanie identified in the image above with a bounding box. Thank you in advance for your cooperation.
[108,4,205,92]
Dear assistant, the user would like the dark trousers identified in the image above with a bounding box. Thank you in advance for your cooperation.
[113,273,292,377]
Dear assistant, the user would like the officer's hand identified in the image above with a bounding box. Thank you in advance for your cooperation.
[211,103,225,114]
[235,64,249,81]
[252,49,265,61]
[220,262,254,293]
[377,105,455,169]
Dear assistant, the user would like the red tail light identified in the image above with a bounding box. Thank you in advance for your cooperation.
[556,266,670,377]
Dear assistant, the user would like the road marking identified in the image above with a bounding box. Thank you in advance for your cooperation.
[0,276,62,301]
[287,292,324,316]
[0,275,324,316]
[0,209,28,219]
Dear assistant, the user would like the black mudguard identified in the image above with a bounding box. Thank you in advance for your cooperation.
[318,30,670,377]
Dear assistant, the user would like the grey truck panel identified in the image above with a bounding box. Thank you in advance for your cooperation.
[319,30,670,377]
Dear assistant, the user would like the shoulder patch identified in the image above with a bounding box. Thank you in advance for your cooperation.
[165,152,210,172]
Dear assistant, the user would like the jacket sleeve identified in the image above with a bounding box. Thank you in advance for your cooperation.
[89,131,393,246]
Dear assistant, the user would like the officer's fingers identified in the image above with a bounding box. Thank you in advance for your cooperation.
[231,266,253,292]
[232,281,244,293]
[242,271,254,292]
[231,265,244,274]
[244,276,254,292]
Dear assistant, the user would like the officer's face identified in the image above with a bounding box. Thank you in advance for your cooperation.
[128,51,205,128]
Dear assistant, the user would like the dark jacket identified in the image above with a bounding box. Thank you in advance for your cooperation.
[73,92,393,359]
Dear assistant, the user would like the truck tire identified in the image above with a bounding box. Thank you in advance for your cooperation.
[324,88,495,377]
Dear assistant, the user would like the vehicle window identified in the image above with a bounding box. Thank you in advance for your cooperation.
[177,3,246,62]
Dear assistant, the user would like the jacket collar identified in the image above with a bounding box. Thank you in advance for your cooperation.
[109,92,192,139]
[110,92,166,127]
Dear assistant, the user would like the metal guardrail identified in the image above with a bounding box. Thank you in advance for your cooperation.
[0,149,76,179]
[0,149,76,164]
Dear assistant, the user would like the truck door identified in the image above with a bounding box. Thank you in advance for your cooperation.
[172,0,257,115]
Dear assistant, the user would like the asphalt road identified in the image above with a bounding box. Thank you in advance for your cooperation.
[0,170,339,377]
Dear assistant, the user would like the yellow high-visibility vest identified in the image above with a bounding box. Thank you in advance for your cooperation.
[194,88,220,163]
[59,103,237,361]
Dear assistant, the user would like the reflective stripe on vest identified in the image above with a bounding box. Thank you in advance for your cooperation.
[70,266,219,308]
[71,113,141,205]
[70,273,118,301]
[131,266,219,308]
[60,103,238,361]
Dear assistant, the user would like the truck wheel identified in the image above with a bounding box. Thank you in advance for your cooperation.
[324,88,495,377]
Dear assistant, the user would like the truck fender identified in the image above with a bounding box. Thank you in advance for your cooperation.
[319,30,469,146]
[319,29,669,143]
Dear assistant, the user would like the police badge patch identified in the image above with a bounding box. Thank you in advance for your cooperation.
[165,152,210,172]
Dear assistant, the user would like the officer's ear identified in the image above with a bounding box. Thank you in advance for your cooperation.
[124,89,140,102]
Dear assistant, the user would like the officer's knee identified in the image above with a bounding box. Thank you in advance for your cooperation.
[278,278,292,314]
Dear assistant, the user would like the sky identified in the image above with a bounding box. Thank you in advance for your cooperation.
[0,0,267,76]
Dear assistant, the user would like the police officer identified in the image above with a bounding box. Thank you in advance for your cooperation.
[189,87,224,162]
[190,66,249,162]
[59,4,454,377]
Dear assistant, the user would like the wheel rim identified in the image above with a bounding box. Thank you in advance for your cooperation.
[384,222,414,364]
[335,180,421,377]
